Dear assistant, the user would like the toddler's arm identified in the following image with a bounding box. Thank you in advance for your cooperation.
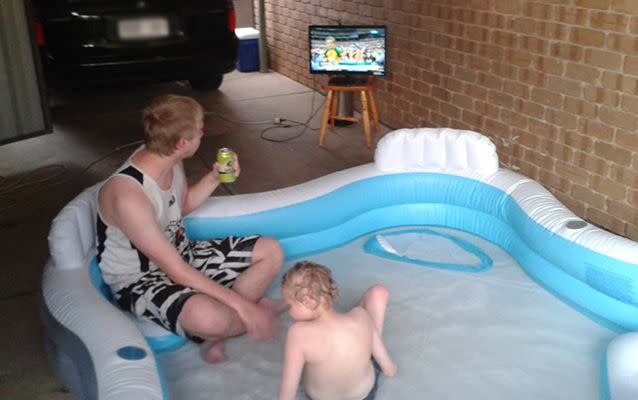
[371,327,397,377]
[279,324,306,400]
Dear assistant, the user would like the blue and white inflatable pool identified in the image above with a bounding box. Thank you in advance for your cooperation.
[42,128,638,399]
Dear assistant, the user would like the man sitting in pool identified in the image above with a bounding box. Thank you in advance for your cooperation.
[96,94,284,362]
[278,260,397,400]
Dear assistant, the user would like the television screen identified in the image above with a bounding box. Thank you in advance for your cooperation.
[309,25,386,76]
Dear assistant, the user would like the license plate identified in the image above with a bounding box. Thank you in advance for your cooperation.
[117,17,169,40]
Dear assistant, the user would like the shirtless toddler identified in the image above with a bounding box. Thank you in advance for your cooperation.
[278,260,397,400]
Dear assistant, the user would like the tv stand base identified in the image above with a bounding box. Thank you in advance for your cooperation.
[328,75,368,86]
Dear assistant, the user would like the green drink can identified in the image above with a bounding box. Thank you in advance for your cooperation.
[216,147,236,183]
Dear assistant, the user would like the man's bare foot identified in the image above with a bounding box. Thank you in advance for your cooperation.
[258,297,288,314]
[200,340,226,363]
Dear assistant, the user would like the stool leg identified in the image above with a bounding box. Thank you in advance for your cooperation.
[368,89,379,132]
[330,93,339,130]
[360,90,372,148]
[319,90,334,146]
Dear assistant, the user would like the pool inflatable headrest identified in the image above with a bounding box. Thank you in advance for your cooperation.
[48,184,99,270]
[374,128,499,174]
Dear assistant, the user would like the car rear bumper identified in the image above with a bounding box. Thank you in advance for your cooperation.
[43,49,237,87]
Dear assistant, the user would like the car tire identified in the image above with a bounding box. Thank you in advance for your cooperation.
[189,74,224,91]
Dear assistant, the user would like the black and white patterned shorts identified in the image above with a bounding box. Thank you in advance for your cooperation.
[115,235,260,339]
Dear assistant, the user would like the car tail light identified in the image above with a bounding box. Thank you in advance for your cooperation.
[34,21,46,46]
[226,0,236,32]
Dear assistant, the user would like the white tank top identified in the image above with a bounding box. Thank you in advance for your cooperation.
[96,158,187,293]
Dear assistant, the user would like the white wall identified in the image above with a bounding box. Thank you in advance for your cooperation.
[235,0,255,28]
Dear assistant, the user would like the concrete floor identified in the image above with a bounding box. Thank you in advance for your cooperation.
[0,71,391,399]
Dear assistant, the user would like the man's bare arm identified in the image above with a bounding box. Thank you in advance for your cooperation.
[182,167,220,215]
[279,324,306,400]
[182,154,240,215]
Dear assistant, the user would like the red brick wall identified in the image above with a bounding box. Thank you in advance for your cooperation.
[255,0,638,240]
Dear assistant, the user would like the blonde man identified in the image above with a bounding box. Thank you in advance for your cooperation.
[97,94,283,362]
[279,261,397,400]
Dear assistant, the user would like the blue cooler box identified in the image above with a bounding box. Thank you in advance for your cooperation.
[235,28,260,72]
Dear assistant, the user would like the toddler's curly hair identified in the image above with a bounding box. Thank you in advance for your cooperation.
[281,260,339,308]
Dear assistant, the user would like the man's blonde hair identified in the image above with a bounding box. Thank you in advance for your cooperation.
[281,260,339,309]
[142,95,204,155]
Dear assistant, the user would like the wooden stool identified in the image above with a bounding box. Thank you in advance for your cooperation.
[318,79,379,148]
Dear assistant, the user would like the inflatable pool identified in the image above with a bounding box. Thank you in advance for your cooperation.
[42,128,638,399]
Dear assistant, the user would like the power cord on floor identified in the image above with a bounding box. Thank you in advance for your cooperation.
[200,75,325,143]
[260,75,324,143]
[203,113,274,125]
[0,79,328,213]
[0,139,144,215]
[0,164,67,196]
[201,89,315,126]
[0,164,69,215]
[80,140,144,174]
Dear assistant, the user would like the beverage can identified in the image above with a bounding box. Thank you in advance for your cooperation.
[216,148,236,183]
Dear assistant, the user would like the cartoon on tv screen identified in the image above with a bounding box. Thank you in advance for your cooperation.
[309,26,386,75]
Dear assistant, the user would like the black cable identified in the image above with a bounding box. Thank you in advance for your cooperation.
[79,140,143,175]
[202,89,314,125]
[0,77,326,213]
[0,139,144,215]
[203,112,273,125]
[0,164,67,195]
[260,75,325,143]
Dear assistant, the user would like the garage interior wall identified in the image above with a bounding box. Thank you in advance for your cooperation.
[0,0,48,145]
[236,0,255,28]
[259,0,638,241]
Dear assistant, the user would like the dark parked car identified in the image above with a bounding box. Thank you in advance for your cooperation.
[31,0,238,90]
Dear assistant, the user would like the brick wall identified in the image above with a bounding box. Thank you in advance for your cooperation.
[255,0,638,240]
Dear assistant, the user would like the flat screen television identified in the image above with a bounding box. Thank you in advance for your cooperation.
[309,25,386,82]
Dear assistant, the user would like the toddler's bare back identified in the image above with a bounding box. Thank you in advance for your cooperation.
[302,307,376,400]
